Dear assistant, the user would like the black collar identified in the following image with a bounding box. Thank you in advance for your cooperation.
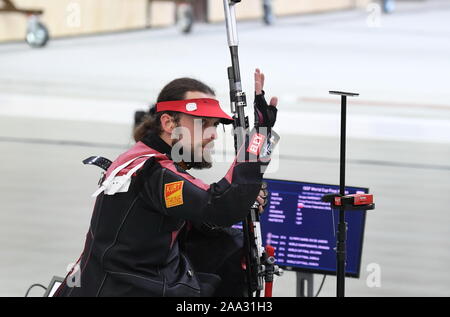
[141,131,191,171]
[141,131,172,158]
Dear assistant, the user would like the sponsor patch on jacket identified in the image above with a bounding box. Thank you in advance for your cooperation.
[164,181,184,208]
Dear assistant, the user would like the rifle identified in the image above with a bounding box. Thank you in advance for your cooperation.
[222,0,282,297]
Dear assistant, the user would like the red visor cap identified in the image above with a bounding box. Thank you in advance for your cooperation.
[156,98,234,125]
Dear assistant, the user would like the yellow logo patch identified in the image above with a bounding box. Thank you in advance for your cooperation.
[164,181,184,208]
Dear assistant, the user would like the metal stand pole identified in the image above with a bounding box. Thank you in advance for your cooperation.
[329,91,359,298]
[296,272,314,297]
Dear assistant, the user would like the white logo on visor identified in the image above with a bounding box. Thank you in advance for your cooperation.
[186,103,197,111]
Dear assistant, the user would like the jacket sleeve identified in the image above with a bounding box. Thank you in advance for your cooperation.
[140,129,279,227]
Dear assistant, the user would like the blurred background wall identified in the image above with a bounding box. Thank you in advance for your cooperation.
[0,0,372,42]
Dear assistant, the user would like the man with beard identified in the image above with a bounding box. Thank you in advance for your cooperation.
[55,69,278,297]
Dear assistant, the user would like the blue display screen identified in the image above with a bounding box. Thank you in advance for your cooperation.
[242,179,368,278]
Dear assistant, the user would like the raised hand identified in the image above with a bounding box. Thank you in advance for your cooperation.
[254,68,278,128]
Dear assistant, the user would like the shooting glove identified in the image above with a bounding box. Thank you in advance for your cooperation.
[254,91,278,128]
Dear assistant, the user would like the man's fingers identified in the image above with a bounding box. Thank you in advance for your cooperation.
[257,196,264,205]
[255,69,262,95]
[255,68,265,95]
[269,96,278,107]
[255,83,262,95]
